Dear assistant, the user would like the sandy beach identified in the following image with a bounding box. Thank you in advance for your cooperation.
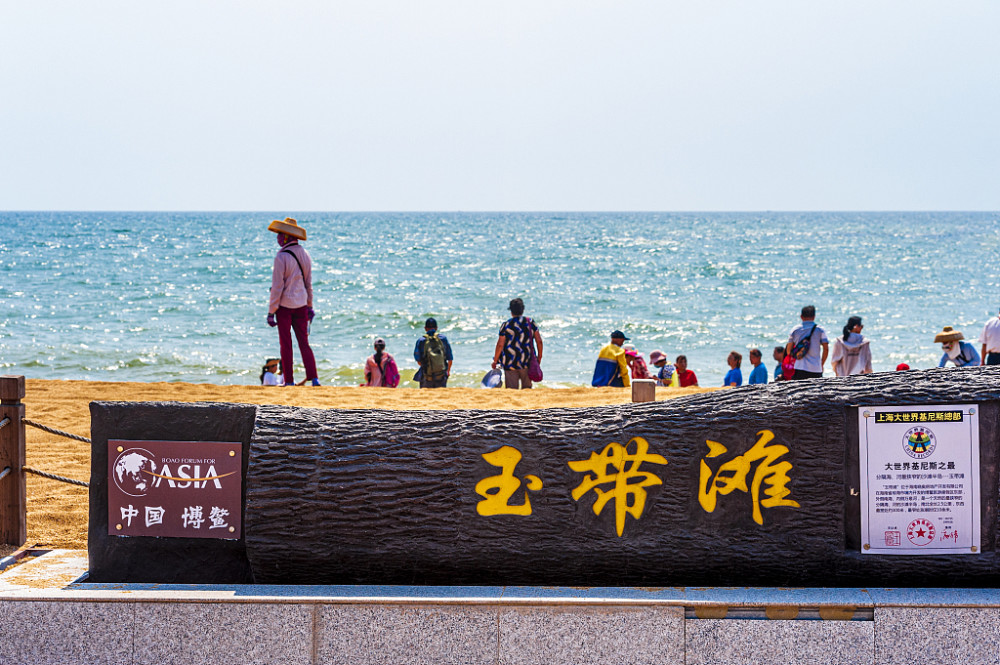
[18,379,714,550]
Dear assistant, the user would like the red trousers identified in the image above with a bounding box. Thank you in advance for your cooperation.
[276,306,317,385]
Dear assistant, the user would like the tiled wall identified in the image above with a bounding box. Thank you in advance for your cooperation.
[2,600,999,665]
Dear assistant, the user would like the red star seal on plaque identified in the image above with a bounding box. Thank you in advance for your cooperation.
[906,518,935,546]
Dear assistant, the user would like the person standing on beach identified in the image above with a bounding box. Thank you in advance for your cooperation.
[491,298,543,389]
[748,348,768,384]
[674,355,698,387]
[830,316,873,376]
[772,346,787,381]
[592,331,631,387]
[723,351,743,387]
[785,305,829,380]
[980,308,1000,365]
[414,317,453,388]
[267,218,320,386]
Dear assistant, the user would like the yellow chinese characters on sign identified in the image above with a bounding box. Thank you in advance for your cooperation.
[698,429,799,525]
[568,436,667,537]
[475,445,543,516]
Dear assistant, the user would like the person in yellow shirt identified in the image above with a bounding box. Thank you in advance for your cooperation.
[592,330,631,387]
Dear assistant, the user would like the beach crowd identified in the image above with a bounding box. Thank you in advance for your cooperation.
[260,218,1000,389]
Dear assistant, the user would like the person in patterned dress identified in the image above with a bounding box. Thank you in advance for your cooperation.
[491,298,543,389]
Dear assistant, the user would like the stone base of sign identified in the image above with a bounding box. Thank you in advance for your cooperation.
[498,605,684,665]
[318,604,498,665]
[6,552,1000,665]
[686,618,874,665]
[874,607,1000,665]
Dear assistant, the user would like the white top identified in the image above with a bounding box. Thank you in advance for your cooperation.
[262,371,281,386]
[981,316,1000,354]
[830,333,872,376]
[787,321,829,374]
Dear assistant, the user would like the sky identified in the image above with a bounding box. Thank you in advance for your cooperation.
[1,1,998,211]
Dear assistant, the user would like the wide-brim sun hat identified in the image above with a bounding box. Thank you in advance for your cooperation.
[649,350,666,364]
[933,326,964,343]
[267,217,307,240]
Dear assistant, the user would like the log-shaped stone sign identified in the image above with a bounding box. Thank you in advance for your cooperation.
[89,367,1000,585]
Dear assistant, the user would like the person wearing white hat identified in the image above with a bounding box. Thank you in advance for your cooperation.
[266,218,320,386]
[935,326,980,368]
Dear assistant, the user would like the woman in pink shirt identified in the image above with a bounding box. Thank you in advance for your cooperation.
[266,218,320,386]
[364,338,400,387]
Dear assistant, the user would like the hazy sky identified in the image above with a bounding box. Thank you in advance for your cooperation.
[2,1,998,211]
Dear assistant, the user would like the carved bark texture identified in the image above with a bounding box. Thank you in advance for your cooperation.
[244,367,1000,587]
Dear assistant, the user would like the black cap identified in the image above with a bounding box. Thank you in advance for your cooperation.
[610,330,629,340]
[425,317,437,329]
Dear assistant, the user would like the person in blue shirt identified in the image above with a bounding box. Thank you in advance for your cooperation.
[748,348,768,385]
[723,351,743,387]
[935,326,980,368]
[413,317,454,388]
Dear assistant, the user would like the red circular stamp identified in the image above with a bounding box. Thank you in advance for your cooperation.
[906,518,935,546]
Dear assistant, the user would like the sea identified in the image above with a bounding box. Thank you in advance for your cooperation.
[1,211,998,388]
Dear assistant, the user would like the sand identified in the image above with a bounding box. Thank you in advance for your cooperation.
[18,379,715,549]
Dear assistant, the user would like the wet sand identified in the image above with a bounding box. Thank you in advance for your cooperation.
[20,379,715,549]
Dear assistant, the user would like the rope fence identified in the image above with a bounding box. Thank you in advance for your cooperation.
[2,377,91,545]
[22,418,91,444]
[22,466,89,488]
[0,416,91,488]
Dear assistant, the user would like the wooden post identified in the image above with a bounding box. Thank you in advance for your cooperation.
[0,376,26,547]
[631,378,656,403]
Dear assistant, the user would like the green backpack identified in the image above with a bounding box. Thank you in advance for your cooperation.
[422,333,448,378]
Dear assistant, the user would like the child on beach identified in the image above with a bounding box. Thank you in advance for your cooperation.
[260,358,281,386]
[624,346,652,380]
[364,338,400,387]
[649,350,679,387]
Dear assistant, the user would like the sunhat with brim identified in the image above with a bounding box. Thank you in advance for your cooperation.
[933,326,964,343]
[649,350,666,364]
[267,217,307,240]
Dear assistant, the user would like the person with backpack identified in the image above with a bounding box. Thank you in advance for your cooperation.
[784,305,829,380]
[266,218,320,386]
[364,337,400,388]
[413,317,453,388]
[491,298,543,389]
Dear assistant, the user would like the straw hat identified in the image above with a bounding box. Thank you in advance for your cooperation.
[267,217,307,240]
[933,326,964,343]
